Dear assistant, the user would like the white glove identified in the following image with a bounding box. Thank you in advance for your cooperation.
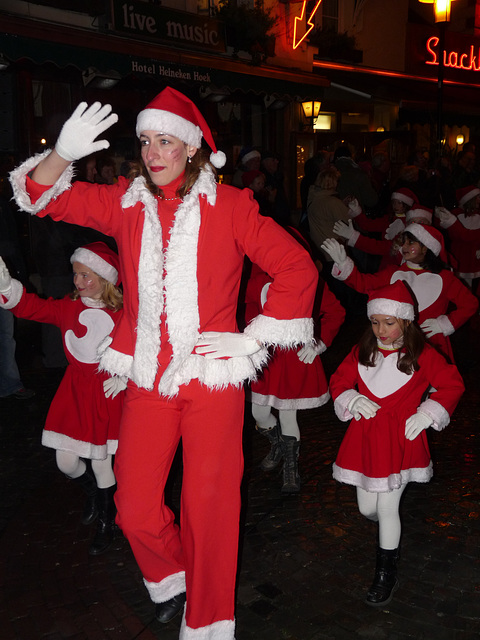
[434,206,455,227]
[320,238,347,266]
[297,340,327,364]
[348,394,381,421]
[384,218,405,241]
[348,198,362,217]
[194,332,261,359]
[55,102,119,162]
[333,219,355,241]
[405,411,433,440]
[103,375,127,399]
[0,256,12,293]
[476,249,480,259]
[420,318,443,338]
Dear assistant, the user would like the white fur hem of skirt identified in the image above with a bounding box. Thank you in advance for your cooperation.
[244,314,314,347]
[180,614,235,640]
[144,571,186,603]
[41,431,117,459]
[250,390,330,410]
[332,461,433,492]
[455,269,480,279]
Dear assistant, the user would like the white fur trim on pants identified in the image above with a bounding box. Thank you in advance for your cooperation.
[180,614,235,640]
[144,570,186,603]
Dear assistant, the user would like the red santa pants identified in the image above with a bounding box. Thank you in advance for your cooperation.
[114,379,244,631]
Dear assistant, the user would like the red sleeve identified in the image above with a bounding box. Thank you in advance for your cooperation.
[317,281,345,346]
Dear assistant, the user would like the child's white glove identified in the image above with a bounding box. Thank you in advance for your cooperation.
[348,198,362,217]
[420,318,443,338]
[347,394,381,420]
[297,340,327,364]
[55,102,119,162]
[103,375,127,399]
[0,256,12,293]
[320,238,348,266]
[384,218,405,240]
[405,411,433,440]
[476,249,480,259]
[434,206,456,227]
[333,219,355,241]
[195,332,261,359]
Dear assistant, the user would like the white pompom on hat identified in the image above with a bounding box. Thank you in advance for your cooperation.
[70,241,120,285]
[367,280,415,321]
[136,86,226,168]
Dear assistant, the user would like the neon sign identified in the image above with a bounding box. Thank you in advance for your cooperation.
[293,0,323,49]
[425,35,480,71]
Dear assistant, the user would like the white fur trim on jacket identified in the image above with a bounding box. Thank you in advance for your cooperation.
[9,149,75,214]
[144,571,186,603]
[416,398,450,431]
[436,314,455,336]
[331,256,355,281]
[333,389,361,422]
[0,279,23,310]
[244,314,314,347]
[180,614,235,640]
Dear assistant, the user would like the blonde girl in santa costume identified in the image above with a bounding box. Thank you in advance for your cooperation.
[9,88,317,639]
[330,280,464,605]
[321,223,478,363]
[0,242,124,556]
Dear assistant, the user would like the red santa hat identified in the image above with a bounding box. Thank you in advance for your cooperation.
[406,205,433,224]
[135,86,226,169]
[405,222,446,259]
[456,185,480,208]
[367,280,415,321]
[70,242,120,285]
[391,187,418,208]
[242,169,264,188]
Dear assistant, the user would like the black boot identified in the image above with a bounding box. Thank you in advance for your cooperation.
[256,422,285,471]
[155,592,187,623]
[71,470,98,525]
[365,547,399,606]
[281,436,300,493]
[89,484,117,556]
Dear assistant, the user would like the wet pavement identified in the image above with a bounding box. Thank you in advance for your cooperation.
[1,313,480,640]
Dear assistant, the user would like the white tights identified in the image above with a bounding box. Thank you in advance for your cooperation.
[55,450,116,489]
[251,404,300,441]
[356,484,406,550]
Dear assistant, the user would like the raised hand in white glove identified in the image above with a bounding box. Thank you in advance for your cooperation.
[103,375,128,399]
[347,394,381,421]
[333,219,355,241]
[194,332,261,359]
[420,318,443,338]
[320,238,347,266]
[348,198,362,217]
[384,218,405,241]
[0,256,12,293]
[55,102,119,162]
[476,249,480,259]
[405,411,432,440]
[434,206,455,227]
[297,340,327,364]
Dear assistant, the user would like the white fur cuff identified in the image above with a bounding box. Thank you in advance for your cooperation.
[436,314,455,336]
[0,279,23,310]
[244,314,314,347]
[417,398,450,431]
[334,389,360,422]
[180,615,235,640]
[331,257,354,281]
[144,571,186,603]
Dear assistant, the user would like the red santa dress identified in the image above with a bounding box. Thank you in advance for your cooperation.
[330,342,464,492]
[0,284,123,458]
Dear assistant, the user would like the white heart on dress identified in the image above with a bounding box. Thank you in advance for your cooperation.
[390,270,443,312]
[359,351,412,398]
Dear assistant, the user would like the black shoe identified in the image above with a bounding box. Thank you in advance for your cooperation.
[155,592,186,623]
[256,422,285,471]
[365,547,399,606]
[88,485,116,556]
[9,387,35,400]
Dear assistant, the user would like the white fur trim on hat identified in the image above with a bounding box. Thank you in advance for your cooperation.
[71,247,118,284]
[405,223,441,257]
[406,207,432,224]
[241,150,261,165]
[136,109,202,147]
[392,191,415,207]
[367,297,414,320]
[459,187,480,207]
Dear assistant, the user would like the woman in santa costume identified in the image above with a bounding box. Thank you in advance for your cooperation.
[244,230,345,493]
[9,88,317,639]
[330,280,464,605]
[321,223,478,363]
[0,242,123,556]
[435,185,480,293]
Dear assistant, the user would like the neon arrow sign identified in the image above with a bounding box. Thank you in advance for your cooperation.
[293,0,323,49]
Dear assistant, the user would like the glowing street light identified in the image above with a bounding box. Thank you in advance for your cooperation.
[418,0,457,23]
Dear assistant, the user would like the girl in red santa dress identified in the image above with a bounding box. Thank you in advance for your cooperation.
[0,242,124,556]
[8,88,317,639]
[321,223,478,363]
[329,281,464,606]
[244,233,345,494]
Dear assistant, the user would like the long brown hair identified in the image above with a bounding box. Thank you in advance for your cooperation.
[358,318,425,374]
[128,146,213,198]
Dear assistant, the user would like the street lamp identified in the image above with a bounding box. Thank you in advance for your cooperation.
[418,0,457,22]
[301,100,321,129]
